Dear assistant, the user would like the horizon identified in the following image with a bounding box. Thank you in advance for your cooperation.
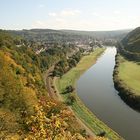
[1,27,133,32]
[0,0,140,31]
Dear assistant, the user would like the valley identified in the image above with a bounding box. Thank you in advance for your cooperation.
[0,27,140,140]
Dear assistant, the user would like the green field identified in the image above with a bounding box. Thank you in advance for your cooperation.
[56,48,123,140]
[118,56,140,95]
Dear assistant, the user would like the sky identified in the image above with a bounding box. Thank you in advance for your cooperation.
[0,0,140,31]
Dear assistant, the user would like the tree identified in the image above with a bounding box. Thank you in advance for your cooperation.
[65,85,74,93]
[66,94,76,105]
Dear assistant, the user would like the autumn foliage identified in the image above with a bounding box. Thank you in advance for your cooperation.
[0,31,108,140]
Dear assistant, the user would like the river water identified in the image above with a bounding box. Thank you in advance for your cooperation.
[76,47,140,140]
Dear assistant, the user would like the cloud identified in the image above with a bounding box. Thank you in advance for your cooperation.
[32,19,97,30]
[60,10,81,17]
[48,9,81,18]
[33,9,139,31]
[34,9,82,29]
[48,12,57,17]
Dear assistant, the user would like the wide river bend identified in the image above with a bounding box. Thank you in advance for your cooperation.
[76,47,140,140]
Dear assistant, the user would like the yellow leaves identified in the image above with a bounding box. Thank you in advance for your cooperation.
[34,73,42,82]
[54,131,86,140]
[34,105,40,111]
[3,134,21,140]
[94,137,108,140]
[55,120,61,128]
[2,52,25,73]
[0,108,20,137]
[28,73,35,83]
[20,76,28,86]
[25,99,89,140]
[25,101,79,140]
[72,133,86,140]
[23,87,38,103]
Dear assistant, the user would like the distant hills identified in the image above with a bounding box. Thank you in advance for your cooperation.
[61,29,131,39]
[8,28,131,44]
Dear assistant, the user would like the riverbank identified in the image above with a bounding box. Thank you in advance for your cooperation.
[45,64,96,139]
[55,48,123,140]
[113,53,140,111]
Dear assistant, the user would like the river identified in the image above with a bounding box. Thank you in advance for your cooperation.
[76,47,140,140]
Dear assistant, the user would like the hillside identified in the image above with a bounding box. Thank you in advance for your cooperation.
[0,31,87,139]
[62,29,131,39]
[8,29,131,46]
[114,27,140,111]
[122,27,140,53]
[117,27,140,61]
[0,30,110,139]
[9,29,93,44]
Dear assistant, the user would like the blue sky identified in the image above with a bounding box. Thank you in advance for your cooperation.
[0,0,140,31]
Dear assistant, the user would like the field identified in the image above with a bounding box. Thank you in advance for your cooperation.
[56,48,123,140]
[118,56,140,95]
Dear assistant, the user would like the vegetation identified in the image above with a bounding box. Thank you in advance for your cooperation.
[56,48,123,140]
[53,51,82,77]
[9,29,93,45]
[122,27,140,53]
[0,30,111,140]
[117,57,140,95]
[114,27,140,110]
[113,54,140,110]
[8,29,130,46]
[25,100,87,140]
[0,30,46,138]
[0,30,91,139]
[65,85,75,93]
[117,27,140,61]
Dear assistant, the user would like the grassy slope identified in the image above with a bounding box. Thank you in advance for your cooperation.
[56,48,123,140]
[118,56,140,95]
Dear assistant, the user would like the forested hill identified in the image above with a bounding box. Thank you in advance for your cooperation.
[0,30,109,140]
[62,29,131,39]
[9,29,90,44]
[122,27,140,53]
[0,30,91,139]
[117,27,140,61]
[8,28,131,44]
